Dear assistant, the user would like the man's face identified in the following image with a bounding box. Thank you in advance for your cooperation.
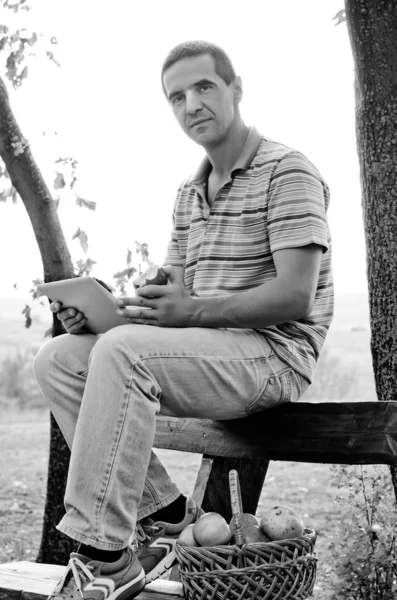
[163,54,239,147]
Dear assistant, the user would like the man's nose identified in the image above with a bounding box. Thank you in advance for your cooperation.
[185,91,202,114]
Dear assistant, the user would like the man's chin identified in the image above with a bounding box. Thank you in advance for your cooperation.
[189,130,217,147]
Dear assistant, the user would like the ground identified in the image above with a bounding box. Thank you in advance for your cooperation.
[0,409,343,600]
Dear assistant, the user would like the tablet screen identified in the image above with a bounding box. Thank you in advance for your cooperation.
[37,277,128,334]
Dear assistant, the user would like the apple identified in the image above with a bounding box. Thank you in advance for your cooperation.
[193,512,232,547]
[134,265,168,289]
[177,523,198,547]
[259,505,305,541]
[229,512,259,534]
[237,525,269,544]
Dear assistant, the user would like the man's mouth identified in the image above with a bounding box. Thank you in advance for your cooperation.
[190,119,210,128]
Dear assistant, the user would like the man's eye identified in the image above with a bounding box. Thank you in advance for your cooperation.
[172,95,184,105]
[199,85,211,92]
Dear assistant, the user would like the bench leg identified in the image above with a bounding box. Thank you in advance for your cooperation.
[201,455,270,521]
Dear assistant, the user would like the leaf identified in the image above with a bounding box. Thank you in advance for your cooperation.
[19,65,28,80]
[30,278,44,299]
[21,304,32,328]
[135,241,152,264]
[333,9,346,26]
[72,228,89,253]
[126,248,132,265]
[46,50,60,68]
[75,258,97,276]
[112,267,137,279]
[54,172,65,190]
[75,196,97,211]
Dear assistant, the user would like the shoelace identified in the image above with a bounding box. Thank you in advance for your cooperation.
[132,521,162,549]
[50,556,96,599]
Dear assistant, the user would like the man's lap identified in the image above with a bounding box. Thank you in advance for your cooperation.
[36,324,306,419]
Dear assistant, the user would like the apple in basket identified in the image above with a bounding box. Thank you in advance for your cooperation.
[259,505,305,541]
[229,512,259,534]
[177,523,198,547]
[237,525,270,545]
[192,512,232,546]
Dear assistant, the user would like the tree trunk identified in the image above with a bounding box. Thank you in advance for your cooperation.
[0,75,75,563]
[345,0,397,499]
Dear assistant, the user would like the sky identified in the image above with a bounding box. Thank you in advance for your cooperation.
[0,0,367,300]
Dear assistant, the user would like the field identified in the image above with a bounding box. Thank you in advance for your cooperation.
[0,292,378,599]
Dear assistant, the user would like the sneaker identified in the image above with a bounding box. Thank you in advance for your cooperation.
[133,497,204,583]
[47,547,145,600]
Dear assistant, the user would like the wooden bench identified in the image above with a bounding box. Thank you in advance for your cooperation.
[1,400,397,600]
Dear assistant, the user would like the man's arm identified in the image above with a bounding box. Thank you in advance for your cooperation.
[119,246,322,329]
[190,244,322,329]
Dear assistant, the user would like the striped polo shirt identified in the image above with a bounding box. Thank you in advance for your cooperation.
[164,127,334,383]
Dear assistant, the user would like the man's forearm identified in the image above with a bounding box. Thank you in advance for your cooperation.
[189,277,311,329]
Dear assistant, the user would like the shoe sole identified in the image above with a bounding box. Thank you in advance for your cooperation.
[144,550,176,583]
[108,568,146,600]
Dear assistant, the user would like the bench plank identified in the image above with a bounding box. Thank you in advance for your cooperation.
[154,401,397,465]
[0,562,184,600]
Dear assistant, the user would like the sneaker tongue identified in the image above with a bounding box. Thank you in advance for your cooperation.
[70,552,91,563]
[57,554,92,591]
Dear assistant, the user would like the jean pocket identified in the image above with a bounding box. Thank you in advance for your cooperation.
[246,369,292,414]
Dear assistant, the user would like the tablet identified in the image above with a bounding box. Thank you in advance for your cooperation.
[37,277,128,334]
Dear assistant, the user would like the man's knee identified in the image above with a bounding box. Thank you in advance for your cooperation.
[33,332,95,384]
[88,325,140,367]
[33,336,61,383]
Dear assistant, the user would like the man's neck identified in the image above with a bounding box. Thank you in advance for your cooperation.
[205,120,250,180]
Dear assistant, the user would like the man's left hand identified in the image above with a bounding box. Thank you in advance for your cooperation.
[116,265,195,327]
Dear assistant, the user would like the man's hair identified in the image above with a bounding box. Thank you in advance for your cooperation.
[161,40,236,95]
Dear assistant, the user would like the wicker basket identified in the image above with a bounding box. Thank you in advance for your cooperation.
[175,471,317,600]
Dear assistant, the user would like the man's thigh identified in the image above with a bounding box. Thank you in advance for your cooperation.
[101,324,294,420]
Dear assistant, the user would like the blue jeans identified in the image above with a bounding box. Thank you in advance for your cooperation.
[33,324,308,550]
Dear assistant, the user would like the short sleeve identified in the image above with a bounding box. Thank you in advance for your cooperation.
[163,181,185,269]
[163,209,184,266]
[267,151,330,254]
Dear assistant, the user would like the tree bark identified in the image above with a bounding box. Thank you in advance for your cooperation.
[0,75,75,563]
[345,0,397,499]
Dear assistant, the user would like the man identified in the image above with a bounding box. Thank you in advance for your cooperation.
[34,40,333,599]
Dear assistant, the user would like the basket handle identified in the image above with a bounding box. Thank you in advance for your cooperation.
[229,469,243,546]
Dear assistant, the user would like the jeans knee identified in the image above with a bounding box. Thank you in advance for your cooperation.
[33,332,94,385]
[88,325,139,367]
[33,337,58,385]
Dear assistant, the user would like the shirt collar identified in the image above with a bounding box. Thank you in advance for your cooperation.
[191,126,263,184]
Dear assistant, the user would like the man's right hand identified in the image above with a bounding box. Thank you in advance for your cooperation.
[50,302,88,334]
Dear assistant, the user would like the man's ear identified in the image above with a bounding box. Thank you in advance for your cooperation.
[233,76,243,105]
